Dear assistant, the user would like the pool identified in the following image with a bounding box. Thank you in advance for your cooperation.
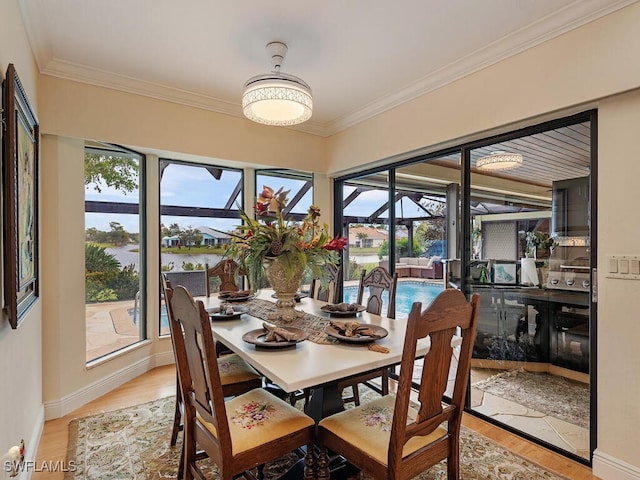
[344,281,444,318]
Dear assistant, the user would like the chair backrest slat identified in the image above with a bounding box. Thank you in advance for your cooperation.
[388,289,479,473]
[309,264,341,303]
[206,259,244,296]
[167,285,232,454]
[356,266,398,318]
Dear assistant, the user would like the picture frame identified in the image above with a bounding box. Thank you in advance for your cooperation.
[492,262,517,285]
[2,64,39,328]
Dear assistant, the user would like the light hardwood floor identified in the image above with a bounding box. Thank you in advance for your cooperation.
[34,364,598,480]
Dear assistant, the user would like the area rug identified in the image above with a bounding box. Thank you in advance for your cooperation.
[65,395,570,480]
[472,369,590,429]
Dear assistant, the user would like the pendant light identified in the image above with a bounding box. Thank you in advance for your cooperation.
[242,42,313,126]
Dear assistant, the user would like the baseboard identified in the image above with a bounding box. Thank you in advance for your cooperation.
[44,351,175,420]
[593,449,640,480]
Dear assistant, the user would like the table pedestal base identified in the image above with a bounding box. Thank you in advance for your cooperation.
[304,382,345,424]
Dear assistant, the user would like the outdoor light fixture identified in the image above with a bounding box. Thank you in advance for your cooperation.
[242,42,313,126]
[476,151,523,171]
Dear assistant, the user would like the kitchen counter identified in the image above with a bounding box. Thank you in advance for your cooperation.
[469,284,589,307]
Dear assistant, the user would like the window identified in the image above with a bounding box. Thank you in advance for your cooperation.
[159,160,243,335]
[84,144,145,363]
[255,169,314,286]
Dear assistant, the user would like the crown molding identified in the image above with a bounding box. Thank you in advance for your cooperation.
[21,0,636,138]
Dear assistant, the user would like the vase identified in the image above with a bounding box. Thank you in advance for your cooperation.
[264,256,305,323]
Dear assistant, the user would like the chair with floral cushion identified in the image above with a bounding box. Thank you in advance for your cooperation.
[163,280,262,477]
[167,285,316,480]
[317,289,479,480]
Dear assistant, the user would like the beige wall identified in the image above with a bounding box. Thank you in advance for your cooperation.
[3,0,640,477]
[596,90,640,473]
[38,76,326,172]
[0,0,44,466]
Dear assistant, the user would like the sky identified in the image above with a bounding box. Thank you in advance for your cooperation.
[84,164,316,234]
[84,162,438,235]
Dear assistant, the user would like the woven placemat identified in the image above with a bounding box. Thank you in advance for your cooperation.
[244,298,338,344]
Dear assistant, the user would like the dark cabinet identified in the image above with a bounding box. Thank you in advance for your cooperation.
[550,310,589,373]
[551,176,590,237]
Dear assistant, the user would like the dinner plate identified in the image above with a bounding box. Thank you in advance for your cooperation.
[207,306,248,321]
[320,303,366,317]
[218,292,254,302]
[324,323,388,343]
[242,327,308,348]
[270,292,308,302]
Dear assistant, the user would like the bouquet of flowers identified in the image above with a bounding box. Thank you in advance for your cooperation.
[224,186,346,290]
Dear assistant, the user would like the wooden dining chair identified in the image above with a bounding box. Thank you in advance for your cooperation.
[205,259,248,357]
[163,279,262,471]
[168,285,316,480]
[357,266,398,319]
[205,259,245,296]
[317,289,479,480]
[309,263,341,303]
[340,266,398,405]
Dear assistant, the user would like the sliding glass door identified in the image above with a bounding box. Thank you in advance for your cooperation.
[334,111,597,463]
[464,114,595,462]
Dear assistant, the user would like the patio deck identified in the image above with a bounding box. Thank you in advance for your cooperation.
[86,300,140,362]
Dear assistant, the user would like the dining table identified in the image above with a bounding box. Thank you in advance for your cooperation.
[197,289,430,423]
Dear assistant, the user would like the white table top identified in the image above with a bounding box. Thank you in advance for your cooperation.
[197,291,429,393]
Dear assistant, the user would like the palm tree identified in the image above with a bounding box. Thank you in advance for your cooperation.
[356,231,369,248]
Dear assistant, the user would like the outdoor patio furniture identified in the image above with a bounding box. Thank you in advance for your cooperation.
[397,257,443,279]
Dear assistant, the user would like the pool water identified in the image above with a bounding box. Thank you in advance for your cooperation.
[344,281,444,318]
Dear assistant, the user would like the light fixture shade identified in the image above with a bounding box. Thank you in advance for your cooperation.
[242,72,312,126]
[477,151,523,171]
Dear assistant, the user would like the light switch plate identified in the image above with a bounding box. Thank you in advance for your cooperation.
[606,255,640,280]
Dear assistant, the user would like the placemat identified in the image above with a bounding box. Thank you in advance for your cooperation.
[244,298,338,344]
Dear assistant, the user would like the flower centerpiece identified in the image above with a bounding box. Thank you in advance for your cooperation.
[225,186,346,321]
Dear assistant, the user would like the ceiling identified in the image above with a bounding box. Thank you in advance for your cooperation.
[19,0,634,137]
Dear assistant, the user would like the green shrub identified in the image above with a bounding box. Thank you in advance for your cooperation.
[347,259,363,281]
[85,243,120,272]
[377,238,423,258]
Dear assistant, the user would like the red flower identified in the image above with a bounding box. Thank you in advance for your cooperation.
[255,202,269,214]
[323,236,347,251]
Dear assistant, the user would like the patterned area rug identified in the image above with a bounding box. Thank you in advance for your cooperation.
[472,369,590,429]
[65,394,570,480]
